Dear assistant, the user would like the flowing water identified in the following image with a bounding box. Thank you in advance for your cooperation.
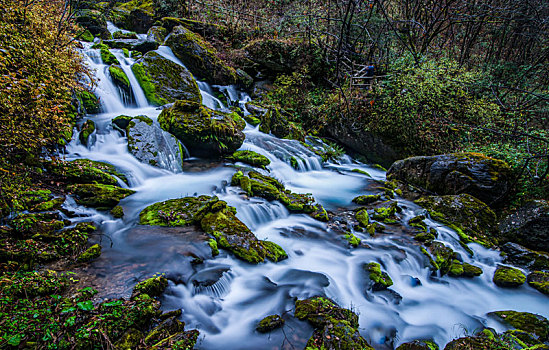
[66,29,549,349]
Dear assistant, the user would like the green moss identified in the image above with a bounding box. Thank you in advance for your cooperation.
[77,90,100,114]
[79,119,96,146]
[290,156,299,169]
[256,315,285,333]
[344,233,361,247]
[493,266,526,288]
[261,240,287,262]
[396,340,439,350]
[32,197,65,212]
[100,48,120,65]
[122,48,130,57]
[77,244,101,262]
[109,65,130,88]
[351,168,371,177]
[493,311,549,342]
[110,205,124,218]
[91,42,109,50]
[230,150,270,168]
[112,30,138,39]
[80,29,94,42]
[116,0,154,16]
[47,159,127,185]
[68,183,135,210]
[139,196,212,226]
[352,194,381,205]
[528,271,549,295]
[244,115,261,126]
[365,262,393,290]
[131,63,167,106]
[371,201,399,220]
[355,209,370,227]
[208,238,219,256]
[133,275,168,297]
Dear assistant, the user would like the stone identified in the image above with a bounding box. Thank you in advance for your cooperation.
[490,311,549,342]
[103,38,160,53]
[365,262,393,291]
[79,119,96,147]
[387,153,512,207]
[157,100,245,157]
[501,242,549,271]
[397,340,439,350]
[256,315,285,333]
[229,150,270,168]
[77,244,101,262]
[76,9,110,39]
[131,51,201,106]
[68,184,135,210]
[527,271,549,295]
[499,200,549,252]
[493,265,526,288]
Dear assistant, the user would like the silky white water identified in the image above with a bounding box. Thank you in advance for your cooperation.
[66,42,549,350]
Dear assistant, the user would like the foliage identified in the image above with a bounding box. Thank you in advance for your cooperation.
[0,0,87,161]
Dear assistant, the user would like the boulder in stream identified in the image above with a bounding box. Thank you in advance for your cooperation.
[76,9,110,39]
[387,153,512,207]
[103,38,160,53]
[164,26,238,85]
[131,52,201,106]
[79,119,96,147]
[158,100,245,157]
[489,311,549,342]
[527,271,549,296]
[500,242,549,271]
[68,183,135,210]
[365,262,393,291]
[256,315,285,333]
[492,265,526,288]
[499,200,549,252]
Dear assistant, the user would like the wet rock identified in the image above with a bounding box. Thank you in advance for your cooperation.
[139,196,286,264]
[133,275,168,298]
[387,153,512,207]
[158,100,245,157]
[448,260,483,278]
[76,9,110,39]
[76,90,100,114]
[68,183,135,210]
[397,340,439,350]
[527,271,549,295]
[365,262,393,291]
[46,159,126,185]
[229,150,270,168]
[165,26,238,85]
[501,242,549,271]
[32,197,65,212]
[490,311,549,342]
[110,205,124,218]
[125,115,185,171]
[352,194,381,205]
[499,200,549,252]
[294,297,374,350]
[492,265,526,288]
[131,51,201,106]
[108,65,131,96]
[443,330,524,350]
[147,25,167,44]
[77,244,101,262]
[256,315,285,333]
[245,102,300,139]
[421,242,457,276]
[79,119,96,147]
[415,194,496,247]
[103,38,160,53]
[112,1,154,33]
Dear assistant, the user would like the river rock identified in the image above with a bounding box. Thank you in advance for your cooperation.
[501,242,549,271]
[131,52,201,107]
[157,100,245,157]
[164,26,238,85]
[415,194,497,247]
[499,200,549,252]
[108,65,131,97]
[68,184,135,210]
[294,296,374,349]
[493,265,526,288]
[125,116,185,171]
[79,119,96,147]
[46,159,126,185]
[147,26,168,44]
[139,195,286,264]
[365,262,393,291]
[256,315,285,333]
[103,38,159,54]
[387,153,512,207]
[489,311,549,342]
[76,9,110,39]
[527,271,549,295]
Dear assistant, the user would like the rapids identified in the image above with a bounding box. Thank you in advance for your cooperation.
[66,25,549,349]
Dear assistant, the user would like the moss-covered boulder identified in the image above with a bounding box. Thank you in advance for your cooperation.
[113,30,138,39]
[125,115,185,171]
[100,47,120,65]
[397,340,439,350]
[103,38,160,53]
[493,266,526,288]
[164,26,238,85]
[256,315,285,333]
[365,262,393,291]
[499,200,549,252]
[229,150,270,168]
[76,9,110,39]
[158,100,245,157]
[112,0,154,33]
[490,311,549,342]
[76,90,100,114]
[110,205,125,218]
[77,244,101,262]
[108,65,131,96]
[501,242,549,271]
[387,153,512,207]
[527,271,549,295]
[245,102,297,139]
[294,297,374,350]
[421,242,457,276]
[443,330,528,350]
[133,275,168,297]
[46,159,126,185]
[79,119,96,147]
[146,25,167,44]
[68,184,135,210]
[139,196,286,264]
[415,194,496,247]
[352,194,381,205]
[448,260,483,278]
[131,51,201,106]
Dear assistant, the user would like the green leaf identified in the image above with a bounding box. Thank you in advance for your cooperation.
[103,300,123,307]
[77,300,94,311]
[8,334,22,346]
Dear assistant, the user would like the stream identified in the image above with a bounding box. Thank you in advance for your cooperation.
[64,27,549,349]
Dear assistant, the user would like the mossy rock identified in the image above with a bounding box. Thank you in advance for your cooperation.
[113,115,134,131]
[80,29,95,42]
[415,194,496,247]
[261,240,288,262]
[397,340,439,350]
[371,200,399,221]
[100,47,120,65]
[344,233,361,247]
[146,26,167,44]
[387,153,512,207]
[420,242,457,275]
[365,262,393,290]
[158,100,245,157]
[254,105,292,139]
[109,65,131,95]
[32,197,65,212]
[68,184,135,210]
[77,244,101,262]
[114,0,154,33]
[46,159,126,185]
[352,194,381,205]
[443,331,525,350]
[79,119,96,147]
[499,200,549,252]
[77,90,100,114]
[491,311,549,342]
[113,30,138,39]
[139,195,213,226]
[165,26,238,85]
[229,150,270,168]
[110,205,124,218]
[527,271,549,295]
[448,260,483,278]
[131,51,201,106]
[493,265,526,288]
[10,213,65,236]
[295,297,373,350]
[500,242,549,271]
[256,315,285,333]
[76,9,110,39]
[133,275,168,298]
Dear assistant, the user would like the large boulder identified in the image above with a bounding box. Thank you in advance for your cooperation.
[164,26,238,85]
[76,9,110,39]
[499,200,549,252]
[131,51,201,106]
[387,153,512,206]
[103,38,160,53]
[124,116,186,171]
[157,100,245,157]
[112,1,154,33]
[501,242,549,271]
[108,65,131,97]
